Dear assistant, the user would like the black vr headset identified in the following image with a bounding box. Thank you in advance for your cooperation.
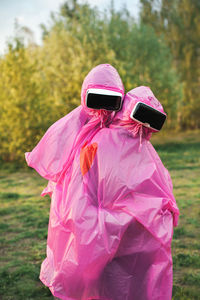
[86,88,123,111]
[130,102,166,132]
[86,89,166,131]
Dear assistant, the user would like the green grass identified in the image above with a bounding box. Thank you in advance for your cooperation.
[152,131,200,300]
[0,169,52,299]
[0,131,200,299]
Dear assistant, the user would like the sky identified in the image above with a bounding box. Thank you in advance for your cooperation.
[0,0,140,55]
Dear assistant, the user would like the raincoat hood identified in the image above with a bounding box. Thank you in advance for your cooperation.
[81,63,124,116]
[25,64,125,187]
[52,64,125,185]
[111,86,166,140]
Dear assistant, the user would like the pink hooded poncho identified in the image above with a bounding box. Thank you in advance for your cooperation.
[25,63,124,195]
[41,86,179,300]
[24,64,125,298]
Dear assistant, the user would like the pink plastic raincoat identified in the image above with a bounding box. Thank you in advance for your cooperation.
[24,64,127,299]
[27,85,179,299]
[77,86,179,300]
[25,63,124,195]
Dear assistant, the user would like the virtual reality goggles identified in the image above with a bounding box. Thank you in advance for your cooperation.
[86,88,123,111]
[130,102,166,132]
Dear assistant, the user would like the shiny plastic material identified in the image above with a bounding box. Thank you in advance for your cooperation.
[25,63,124,190]
[25,64,127,299]
[25,85,179,300]
[25,106,89,183]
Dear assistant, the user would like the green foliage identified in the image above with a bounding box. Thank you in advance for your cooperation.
[0,44,56,162]
[140,0,200,129]
[0,0,182,163]
[116,23,181,124]
[60,2,181,125]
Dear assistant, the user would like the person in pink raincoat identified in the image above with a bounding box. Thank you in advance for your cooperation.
[24,64,125,299]
[46,86,179,300]
[25,63,124,195]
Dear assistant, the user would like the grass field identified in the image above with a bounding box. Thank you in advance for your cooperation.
[0,131,200,300]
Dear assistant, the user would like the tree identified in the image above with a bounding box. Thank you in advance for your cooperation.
[0,0,183,163]
[140,0,200,129]
[102,5,181,125]
[0,41,54,161]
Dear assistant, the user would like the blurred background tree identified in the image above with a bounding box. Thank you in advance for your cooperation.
[1,0,199,163]
[140,0,200,129]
